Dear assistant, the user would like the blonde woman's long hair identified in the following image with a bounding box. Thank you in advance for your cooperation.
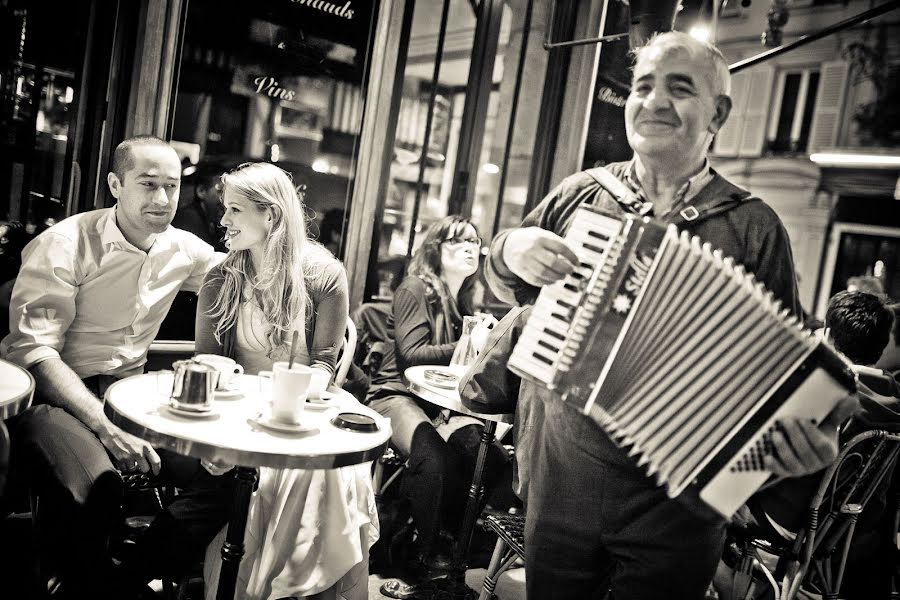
[207,162,335,352]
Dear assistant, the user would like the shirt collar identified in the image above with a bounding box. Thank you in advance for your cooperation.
[624,157,713,217]
[101,207,129,246]
[103,206,170,253]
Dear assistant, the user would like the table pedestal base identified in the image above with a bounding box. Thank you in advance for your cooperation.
[217,466,259,600]
[424,420,497,600]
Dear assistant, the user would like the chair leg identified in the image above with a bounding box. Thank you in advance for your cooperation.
[478,536,520,600]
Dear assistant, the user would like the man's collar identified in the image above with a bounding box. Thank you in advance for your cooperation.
[624,157,713,217]
[101,207,128,246]
[104,206,166,252]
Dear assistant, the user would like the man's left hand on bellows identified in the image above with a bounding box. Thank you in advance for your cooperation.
[764,393,859,478]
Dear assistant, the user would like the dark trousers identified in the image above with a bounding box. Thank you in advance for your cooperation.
[9,403,234,597]
[403,423,508,557]
[525,397,726,600]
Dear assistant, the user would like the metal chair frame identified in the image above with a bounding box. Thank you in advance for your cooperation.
[729,429,900,600]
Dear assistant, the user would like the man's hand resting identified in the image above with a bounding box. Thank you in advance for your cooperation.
[502,227,579,287]
[97,421,162,475]
[764,393,859,478]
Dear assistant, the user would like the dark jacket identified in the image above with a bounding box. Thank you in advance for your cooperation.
[366,275,461,403]
[486,162,801,316]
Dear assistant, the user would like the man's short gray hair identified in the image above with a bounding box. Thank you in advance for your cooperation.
[633,31,731,97]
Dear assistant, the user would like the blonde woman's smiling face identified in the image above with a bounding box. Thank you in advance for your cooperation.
[220,189,270,253]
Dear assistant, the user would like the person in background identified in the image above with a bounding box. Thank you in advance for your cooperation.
[317,207,345,258]
[194,162,376,600]
[483,32,856,599]
[1,135,227,598]
[172,163,228,252]
[367,216,505,598]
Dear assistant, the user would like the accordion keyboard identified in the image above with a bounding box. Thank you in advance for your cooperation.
[509,210,624,388]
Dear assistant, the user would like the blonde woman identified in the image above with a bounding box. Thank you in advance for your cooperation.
[194,162,376,600]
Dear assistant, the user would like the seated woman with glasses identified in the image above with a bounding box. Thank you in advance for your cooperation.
[194,162,377,600]
[367,216,507,597]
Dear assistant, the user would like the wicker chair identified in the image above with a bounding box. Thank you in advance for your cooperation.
[477,511,525,600]
[724,429,900,600]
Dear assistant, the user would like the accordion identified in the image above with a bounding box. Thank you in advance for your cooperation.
[507,206,856,517]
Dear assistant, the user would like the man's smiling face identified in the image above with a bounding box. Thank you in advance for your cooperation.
[625,45,723,164]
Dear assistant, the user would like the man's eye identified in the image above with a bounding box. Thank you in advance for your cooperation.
[141,182,154,187]
[672,85,693,96]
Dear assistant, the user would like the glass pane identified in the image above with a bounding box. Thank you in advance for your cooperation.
[163,0,379,339]
[371,0,479,301]
[770,72,801,153]
[170,0,379,255]
[831,231,900,300]
[0,0,94,280]
[797,71,819,153]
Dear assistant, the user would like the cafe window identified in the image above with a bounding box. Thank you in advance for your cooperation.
[169,0,379,257]
[367,0,547,307]
[0,0,131,284]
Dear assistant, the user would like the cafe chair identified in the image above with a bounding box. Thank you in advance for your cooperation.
[477,510,525,600]
[723,429,900,600]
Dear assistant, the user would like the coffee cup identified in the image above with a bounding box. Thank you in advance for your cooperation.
[308,369,331,401]
[258,362,311,424]
[194,354,244,390]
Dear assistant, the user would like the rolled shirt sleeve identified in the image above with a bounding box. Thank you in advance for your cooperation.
[1,233,79,368]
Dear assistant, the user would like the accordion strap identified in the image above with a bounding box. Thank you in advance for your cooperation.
[584,167,652,216]
[585,167,748,226]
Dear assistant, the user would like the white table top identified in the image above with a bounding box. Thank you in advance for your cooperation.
[0,359,34,420]
[404,365,513,424]
[104,373,391,469]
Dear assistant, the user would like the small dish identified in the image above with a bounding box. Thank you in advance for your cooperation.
[423,368,459,390]
[214,387,243,399]
[165,403,218,419]
[250,414,318,435]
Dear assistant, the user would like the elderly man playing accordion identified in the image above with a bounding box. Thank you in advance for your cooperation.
[484,32,857,600]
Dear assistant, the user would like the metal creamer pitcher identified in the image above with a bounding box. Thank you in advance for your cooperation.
[171,359,219,409]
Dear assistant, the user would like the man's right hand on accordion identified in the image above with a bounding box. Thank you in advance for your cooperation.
[764,392,859,479]
[500,226,579,287]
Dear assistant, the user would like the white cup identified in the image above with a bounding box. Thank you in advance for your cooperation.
[308,369,331,401]
[258,362,311,424]
[194,354,244,390]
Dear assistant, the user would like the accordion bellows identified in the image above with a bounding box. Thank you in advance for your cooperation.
[508,207,856,517]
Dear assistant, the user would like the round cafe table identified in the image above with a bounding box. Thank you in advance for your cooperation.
[1,358,34,494]
[0,358,35,420]
[404,365,512,599]
[104,373,391,600]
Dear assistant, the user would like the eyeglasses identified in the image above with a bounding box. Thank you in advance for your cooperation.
[443,236,482,248]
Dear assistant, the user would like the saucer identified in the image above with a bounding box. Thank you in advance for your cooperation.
[166,403,218,419]
[214,386,243,399]
[304,400,337,412]
[250,414,318,435]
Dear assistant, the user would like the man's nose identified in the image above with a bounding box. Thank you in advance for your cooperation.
[150,187,170,206]
[643,88,670,110]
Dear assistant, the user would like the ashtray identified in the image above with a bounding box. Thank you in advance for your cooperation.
[330,412,380,433]
[423,368,459,389]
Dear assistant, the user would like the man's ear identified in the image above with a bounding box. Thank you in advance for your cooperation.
[107,172,122,199]
[708,95,733,134]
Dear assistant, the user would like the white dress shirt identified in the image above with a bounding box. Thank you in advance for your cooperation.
[1,207,224,378]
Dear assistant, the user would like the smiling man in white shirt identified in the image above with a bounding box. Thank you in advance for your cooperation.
[1,135,227,598]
